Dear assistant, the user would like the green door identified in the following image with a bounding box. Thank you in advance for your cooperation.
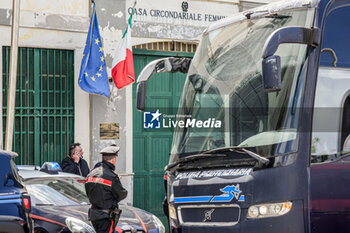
[2,47,75,165]
[133,50,192,226]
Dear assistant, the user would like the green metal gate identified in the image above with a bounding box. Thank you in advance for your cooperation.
[132,49,192,227]
[2,47,75,165]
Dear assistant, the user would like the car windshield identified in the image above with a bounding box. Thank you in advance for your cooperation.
[24,177,89,206]
[170,8,315,161]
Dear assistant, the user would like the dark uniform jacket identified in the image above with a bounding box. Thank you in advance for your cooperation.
[61,156,90,177]
[85,160,127,221]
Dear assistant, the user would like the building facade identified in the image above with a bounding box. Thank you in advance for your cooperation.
[0,0,275,224]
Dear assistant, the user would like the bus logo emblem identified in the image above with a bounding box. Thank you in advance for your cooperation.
[203,209,215,222]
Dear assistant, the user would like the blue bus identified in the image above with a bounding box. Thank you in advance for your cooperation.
[136,0,350,232]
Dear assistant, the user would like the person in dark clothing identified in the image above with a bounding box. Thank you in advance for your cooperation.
[93,161,102,170]
[60,143,90,177]
[85,145,127,233]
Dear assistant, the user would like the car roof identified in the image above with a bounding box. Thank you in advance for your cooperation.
[0,150,18,159]
[17,166,84,180]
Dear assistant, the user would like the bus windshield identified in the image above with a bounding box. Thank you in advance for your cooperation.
[170,8,315,161]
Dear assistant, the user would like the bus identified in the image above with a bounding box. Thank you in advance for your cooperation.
[136,0,350,232]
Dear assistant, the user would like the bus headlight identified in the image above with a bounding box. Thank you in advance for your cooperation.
[168,204,177,221]
[247,201,292,219]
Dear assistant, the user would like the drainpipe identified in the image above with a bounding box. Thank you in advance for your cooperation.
[5,0,21,151]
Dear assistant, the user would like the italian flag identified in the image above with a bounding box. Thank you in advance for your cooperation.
[111,13,135,89]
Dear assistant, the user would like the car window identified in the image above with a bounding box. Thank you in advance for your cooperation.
[10,160,23,185]
[0,156,23,188]
[0,156,11,188]
[25,177,89,206]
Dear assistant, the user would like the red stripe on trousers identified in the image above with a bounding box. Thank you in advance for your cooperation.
[109,220,114,233]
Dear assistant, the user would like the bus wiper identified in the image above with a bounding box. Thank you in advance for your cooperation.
[244,10,290,20]
[265,14,291,19]
[244,9,268,19]
[165,153,227,171]
[241,148,270,165]
[203,146,269,165]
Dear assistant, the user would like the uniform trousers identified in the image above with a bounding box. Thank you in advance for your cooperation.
[91,218,114,233]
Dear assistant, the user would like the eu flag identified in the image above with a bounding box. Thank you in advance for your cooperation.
[78,3,110,98]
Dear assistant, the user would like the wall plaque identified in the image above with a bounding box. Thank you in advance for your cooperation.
[100,123,119,140]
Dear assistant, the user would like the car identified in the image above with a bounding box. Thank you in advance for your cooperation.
[18,162,165,233]
[0,150,33,233]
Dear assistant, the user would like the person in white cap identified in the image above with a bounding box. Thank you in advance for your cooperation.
[85,145,127,233]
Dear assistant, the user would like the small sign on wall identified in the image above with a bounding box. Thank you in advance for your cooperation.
[100,123,119,140]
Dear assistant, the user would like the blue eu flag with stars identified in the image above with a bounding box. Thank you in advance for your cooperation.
[78,3,110,98]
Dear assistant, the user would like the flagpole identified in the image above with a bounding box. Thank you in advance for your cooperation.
[5,0,21,151]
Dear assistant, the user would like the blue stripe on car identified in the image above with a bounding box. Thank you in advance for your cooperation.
[0,194,22,200]
[0,199,22,204]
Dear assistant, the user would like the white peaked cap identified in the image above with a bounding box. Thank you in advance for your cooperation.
[100,146,120,156]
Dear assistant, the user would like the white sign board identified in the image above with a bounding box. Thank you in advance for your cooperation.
[126,0,239,40]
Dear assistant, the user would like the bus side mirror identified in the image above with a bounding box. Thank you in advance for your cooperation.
[136,81,147,111]
[261,26,320,92]
[136,57,192,111]
[262,55,281,92]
